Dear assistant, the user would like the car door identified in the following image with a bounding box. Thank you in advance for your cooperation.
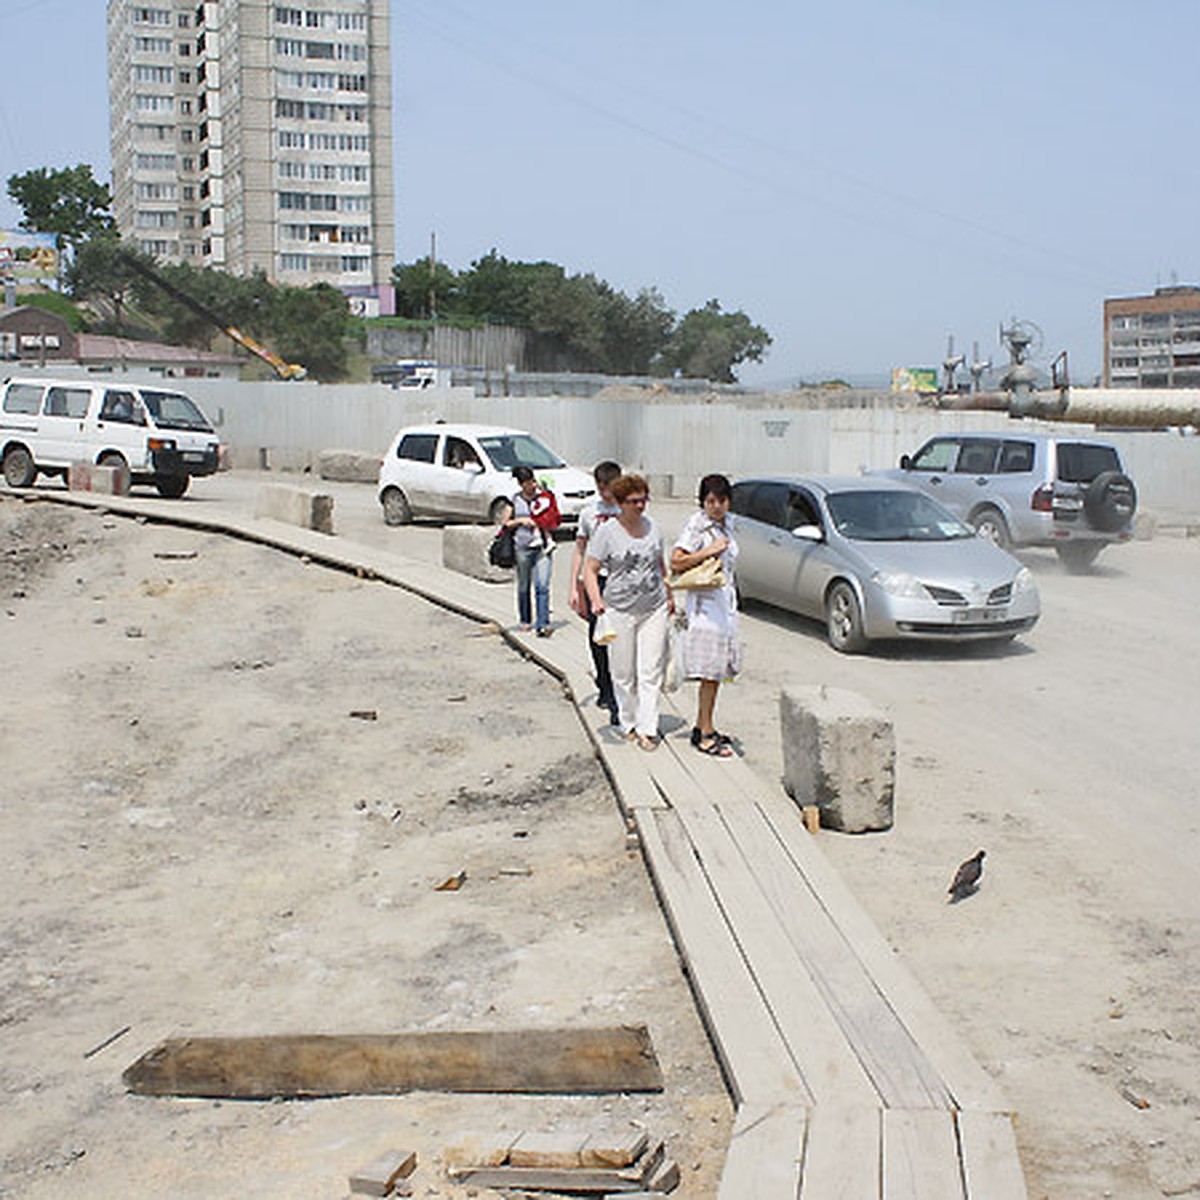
[732,482,824,611]
[940,437,1002,518]
[94,387,149,467]
[38,384,93,466]
[391,431,440,512]
[436,434,489,517]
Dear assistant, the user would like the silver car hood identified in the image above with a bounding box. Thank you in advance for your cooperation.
[841,534,1022,587]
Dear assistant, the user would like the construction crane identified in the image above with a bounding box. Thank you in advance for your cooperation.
[121,253,307,380]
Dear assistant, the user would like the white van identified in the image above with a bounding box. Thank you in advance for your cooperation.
[0,376,222,498]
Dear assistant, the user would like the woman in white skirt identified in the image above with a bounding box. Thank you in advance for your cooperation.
[670,473,741,757]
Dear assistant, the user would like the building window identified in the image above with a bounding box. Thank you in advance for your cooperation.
[341,256,368,273]
[134,8,172,26]
[275,6,303,26]
[281,252,309,270]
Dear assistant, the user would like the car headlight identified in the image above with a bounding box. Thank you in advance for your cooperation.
[1012,566,1035,594]
[871,570,926,598]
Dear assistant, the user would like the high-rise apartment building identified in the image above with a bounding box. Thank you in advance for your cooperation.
[107,0,395,314]
[1104,286,1200,389]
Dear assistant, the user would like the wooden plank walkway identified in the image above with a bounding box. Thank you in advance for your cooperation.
[16,489,1027,1198]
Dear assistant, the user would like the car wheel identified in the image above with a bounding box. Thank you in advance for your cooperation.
[1056,542,1103,574]
[1084,471,1137,532]
[971,506,1011,549]
[488,495,511,525]
[155,474,189,498]
[3,445,36,488]
[381,487,412,526]
[826,581,868,654]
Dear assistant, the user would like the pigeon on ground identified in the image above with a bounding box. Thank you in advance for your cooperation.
[948,850,986,902]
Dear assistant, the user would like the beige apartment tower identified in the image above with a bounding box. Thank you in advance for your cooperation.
[107,0,395,312]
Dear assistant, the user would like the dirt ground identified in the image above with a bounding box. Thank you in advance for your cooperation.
[0,495,731,1199]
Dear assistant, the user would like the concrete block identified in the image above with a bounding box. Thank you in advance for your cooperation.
[317,448,381,483]
[348,1148,416,1196]
[254,484,334,534]
[780,685,894,833]
[509,1130,590,1168]
[442,524,512,583]
[67,462,129,496]
[1134,509,1157,541]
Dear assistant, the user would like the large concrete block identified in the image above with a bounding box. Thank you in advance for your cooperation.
[780,685,894,832]
[67,462,129,496]
[442,524,512,583]
[317,448,381,483]
[254,484,334,534]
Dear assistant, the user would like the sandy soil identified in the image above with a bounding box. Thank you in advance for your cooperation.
[0,494,731,1199]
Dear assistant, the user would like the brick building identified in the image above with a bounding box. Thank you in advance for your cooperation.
[1104,286,1200,388]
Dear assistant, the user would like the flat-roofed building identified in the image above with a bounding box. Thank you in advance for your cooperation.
[1104,285,1200,388]
[107,0,395,313]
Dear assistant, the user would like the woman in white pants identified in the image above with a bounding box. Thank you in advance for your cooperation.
[584,473,673,751]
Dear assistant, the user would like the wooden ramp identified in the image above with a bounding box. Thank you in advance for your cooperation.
[22,490,1027,1198]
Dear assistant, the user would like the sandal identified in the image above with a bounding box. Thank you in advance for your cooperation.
[636,734,659,752]
[691,726,734,747]
[695,733,733,758]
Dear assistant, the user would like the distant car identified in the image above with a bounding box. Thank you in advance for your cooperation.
[731,475,1040,653]
[873,431,1136,573]
[377,423,595,526]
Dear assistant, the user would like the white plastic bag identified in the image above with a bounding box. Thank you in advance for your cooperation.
[592,610,617,645]
[663,614,688,693]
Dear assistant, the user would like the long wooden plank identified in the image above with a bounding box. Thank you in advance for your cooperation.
[634,808,810,1107]
[956,1111,1028,1200]
[882,1110,965,1200]
[716,1104,806,1200]
[798,1106,881,1200]
[752,786,1009,1114]
[648,750,882,1110]
[122,1027,663,1098]
[703,791,952,1110]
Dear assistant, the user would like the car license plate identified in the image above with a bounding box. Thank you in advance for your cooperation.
[183,451,207,462]
[953,607,1007,623]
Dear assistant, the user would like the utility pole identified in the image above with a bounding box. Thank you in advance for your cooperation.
[429,230,437,321]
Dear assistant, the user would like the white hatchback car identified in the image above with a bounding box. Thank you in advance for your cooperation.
[377,423,596,526]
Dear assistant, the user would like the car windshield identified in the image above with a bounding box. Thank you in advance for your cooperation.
[826,489,975,542]
[477,433,564,471]
[140,390,214,432]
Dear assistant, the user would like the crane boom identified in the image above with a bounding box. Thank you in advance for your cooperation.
[121,254,308,381]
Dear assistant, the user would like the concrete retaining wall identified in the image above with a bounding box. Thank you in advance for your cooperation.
[35,371,1196,523]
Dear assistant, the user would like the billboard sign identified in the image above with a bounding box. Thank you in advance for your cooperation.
[891,366,939,394]
[0,230,59,281]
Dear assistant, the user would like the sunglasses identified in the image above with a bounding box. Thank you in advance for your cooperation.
[622,496,649,506]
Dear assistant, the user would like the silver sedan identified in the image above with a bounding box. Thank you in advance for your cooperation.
[730,475,1040,652]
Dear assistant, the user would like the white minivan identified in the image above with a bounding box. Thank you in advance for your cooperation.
[1,376,222,498]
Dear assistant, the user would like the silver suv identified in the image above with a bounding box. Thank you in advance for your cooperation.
[879,432,1137,572]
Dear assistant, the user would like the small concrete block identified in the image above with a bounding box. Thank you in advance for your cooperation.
[442,524,512,583]
[254,484,335,534]
[508,1129,590,1168]
[443,1130,519,1169]
[780,685,895,833]
[348,1148,416,1196]
[1134,510,1157,541]
[317,448,382,483]
[581,1128,649,1168]
[68,462,129,496]
[646,1157,681,1193]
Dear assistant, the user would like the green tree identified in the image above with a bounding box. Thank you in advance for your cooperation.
[659,299,772,383]
[67,236,154,333]
[391,256,462,319]
[267,283,350,381]
[599,286,674,375]
[6,164,115,251]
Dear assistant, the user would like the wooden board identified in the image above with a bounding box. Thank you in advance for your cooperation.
[716,1103,806,1200]
[123,1026,663,1098]
[648,750,881,1110]
[956,1110,1028,1200]
[798,1106,881,1200]
[882,1109,965,1200]
[634,807,811,1107]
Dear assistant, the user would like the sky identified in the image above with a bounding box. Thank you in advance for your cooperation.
[2,0,1198,388]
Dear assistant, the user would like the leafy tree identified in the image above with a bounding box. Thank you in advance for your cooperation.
[391,256,462,319]
[6,164,115,251]
[659,299,772,383]
[599,286,674,375]
[67,236,155,333]
[268,283,350,381]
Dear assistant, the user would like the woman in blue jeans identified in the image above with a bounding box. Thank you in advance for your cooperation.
[503,465,554,637]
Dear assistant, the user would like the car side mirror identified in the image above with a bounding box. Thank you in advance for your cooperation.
[463,461,483,474]
[899,454,913,469]
[791,524,823,541]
